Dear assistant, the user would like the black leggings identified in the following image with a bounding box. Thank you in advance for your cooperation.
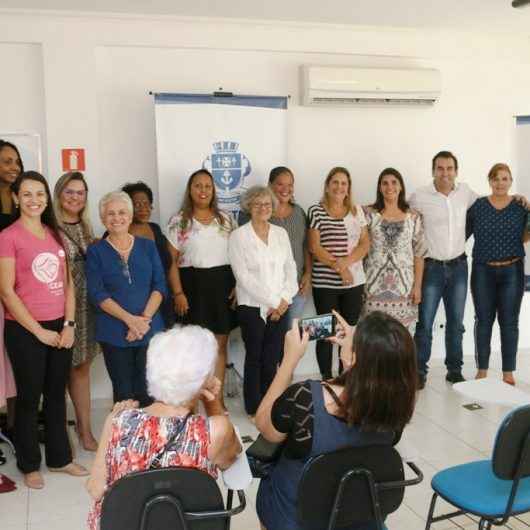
[312,285,364,379]
[5,318,73,473]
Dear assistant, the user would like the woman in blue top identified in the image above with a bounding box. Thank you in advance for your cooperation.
[86,191,167,406]
[466,163,529,385]
[255,310,417,530]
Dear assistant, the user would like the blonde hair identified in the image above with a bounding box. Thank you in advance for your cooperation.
[53,171,94,239]
[321,166,356,215]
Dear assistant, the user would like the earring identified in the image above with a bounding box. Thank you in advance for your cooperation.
[14,202,19,209]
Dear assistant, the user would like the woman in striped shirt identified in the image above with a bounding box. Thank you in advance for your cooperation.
[308,167,370,380]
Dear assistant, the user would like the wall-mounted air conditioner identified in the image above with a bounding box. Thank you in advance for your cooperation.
[302,65,441,106]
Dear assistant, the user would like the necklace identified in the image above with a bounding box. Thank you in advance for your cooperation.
[107,233,134,254]
[193,208,215,223]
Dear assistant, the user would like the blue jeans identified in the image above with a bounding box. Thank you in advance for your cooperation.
[471,260,524,372]
[415,257,468,376]
[286,292,307,329]
[100,343,151,406]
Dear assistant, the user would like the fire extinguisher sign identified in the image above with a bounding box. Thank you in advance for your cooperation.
[61,149,86,172]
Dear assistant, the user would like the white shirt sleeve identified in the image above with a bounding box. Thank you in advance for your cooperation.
[229,228,281,309]
[279,228,299,304]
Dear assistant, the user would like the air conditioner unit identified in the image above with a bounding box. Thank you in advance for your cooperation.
[301,65,441,106]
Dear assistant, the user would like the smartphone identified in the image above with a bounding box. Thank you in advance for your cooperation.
[299,313,336,341]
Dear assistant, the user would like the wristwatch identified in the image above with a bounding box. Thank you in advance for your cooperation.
[63,320,77,328]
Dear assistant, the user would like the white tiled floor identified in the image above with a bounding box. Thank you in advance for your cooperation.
[2,355,530,530]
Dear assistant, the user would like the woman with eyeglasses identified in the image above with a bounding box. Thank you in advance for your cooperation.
[53,172,101,451]
[121,181,176,329]
[86,191,167,407]
[229,185,298,420]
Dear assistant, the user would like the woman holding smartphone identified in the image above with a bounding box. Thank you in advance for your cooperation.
[255,310,417,530]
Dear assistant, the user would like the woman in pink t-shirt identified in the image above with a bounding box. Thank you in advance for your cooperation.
[0,171,88,489]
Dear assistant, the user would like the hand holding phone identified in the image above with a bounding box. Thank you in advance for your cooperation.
[298,313,336,341]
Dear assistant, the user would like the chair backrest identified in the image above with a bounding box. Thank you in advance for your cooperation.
[100,467,225,530]
[493,404,530,480]
[297,444,404,530]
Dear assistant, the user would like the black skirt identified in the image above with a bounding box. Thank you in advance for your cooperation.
[178,265,237,335]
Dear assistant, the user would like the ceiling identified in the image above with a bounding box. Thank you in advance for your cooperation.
[2,0,530,33]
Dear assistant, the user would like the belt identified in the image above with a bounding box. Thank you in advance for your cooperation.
[486,257,522,267]
[425,253,466,266]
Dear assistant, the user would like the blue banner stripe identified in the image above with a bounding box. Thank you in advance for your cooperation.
[153,93,287,109]
[516,116,530,125]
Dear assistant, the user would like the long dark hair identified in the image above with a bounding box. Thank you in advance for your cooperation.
[0,140,24,174]
[330,311,417,432]
[0,140,24,217]
[179,169,227,229]
[372,168,409,213]
[12,171,64,248]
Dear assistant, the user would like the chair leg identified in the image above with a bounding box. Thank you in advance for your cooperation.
[225,490,234,530]
[0,431,15,455]
[425,493,438,530]
[478,519,492,530]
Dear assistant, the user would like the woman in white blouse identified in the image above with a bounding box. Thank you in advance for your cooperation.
[167,169,236,401]
[229,186,298,419]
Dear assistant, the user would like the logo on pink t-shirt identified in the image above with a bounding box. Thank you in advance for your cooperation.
[32,252,60,283]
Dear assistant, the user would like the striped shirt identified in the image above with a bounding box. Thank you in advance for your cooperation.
[308,203,367,289]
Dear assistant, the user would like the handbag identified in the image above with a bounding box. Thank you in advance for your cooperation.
[149,413,191,470]
[246,434,285,479]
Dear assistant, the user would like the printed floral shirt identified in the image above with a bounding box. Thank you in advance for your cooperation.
[87,409,216,530]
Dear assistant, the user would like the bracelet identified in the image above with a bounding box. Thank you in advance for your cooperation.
[173,292,185,298]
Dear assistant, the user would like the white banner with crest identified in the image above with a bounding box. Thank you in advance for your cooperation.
[153,93,288,229]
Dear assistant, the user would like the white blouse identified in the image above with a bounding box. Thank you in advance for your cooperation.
[229,222,298,321]
[166,211,235,268]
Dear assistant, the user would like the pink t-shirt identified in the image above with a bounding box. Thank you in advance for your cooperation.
[0,220,66,321]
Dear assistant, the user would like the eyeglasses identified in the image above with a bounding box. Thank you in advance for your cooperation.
[252,201,272,210]
[63,189,87,198]
[133,201,152,210]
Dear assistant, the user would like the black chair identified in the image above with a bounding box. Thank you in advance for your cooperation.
[100,466,246,530]
[297,445,423,530]
[426,404,530,530]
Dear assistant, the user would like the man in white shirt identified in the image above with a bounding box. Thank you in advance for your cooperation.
[409,151,478,388]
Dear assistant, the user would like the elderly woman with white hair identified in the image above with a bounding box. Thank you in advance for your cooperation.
[86,325,241,530]
[229,185,298,419]
[86,191,167,406]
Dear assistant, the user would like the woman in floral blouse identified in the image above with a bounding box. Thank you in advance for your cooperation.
[363,168,427,332]
[86,325,241,530]
[167,169,236,400]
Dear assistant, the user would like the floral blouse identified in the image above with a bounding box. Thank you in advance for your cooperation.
[166,210,235,268]
[87,409,216,530]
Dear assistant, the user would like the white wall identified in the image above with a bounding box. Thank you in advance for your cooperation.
[2,10,530,398]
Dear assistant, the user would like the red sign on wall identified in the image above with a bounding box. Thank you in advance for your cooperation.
[62,149,86,172]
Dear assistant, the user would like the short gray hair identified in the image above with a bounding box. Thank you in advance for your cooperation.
[146,325,217,406]
[98,191,133,222]
[240,185,278,214]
